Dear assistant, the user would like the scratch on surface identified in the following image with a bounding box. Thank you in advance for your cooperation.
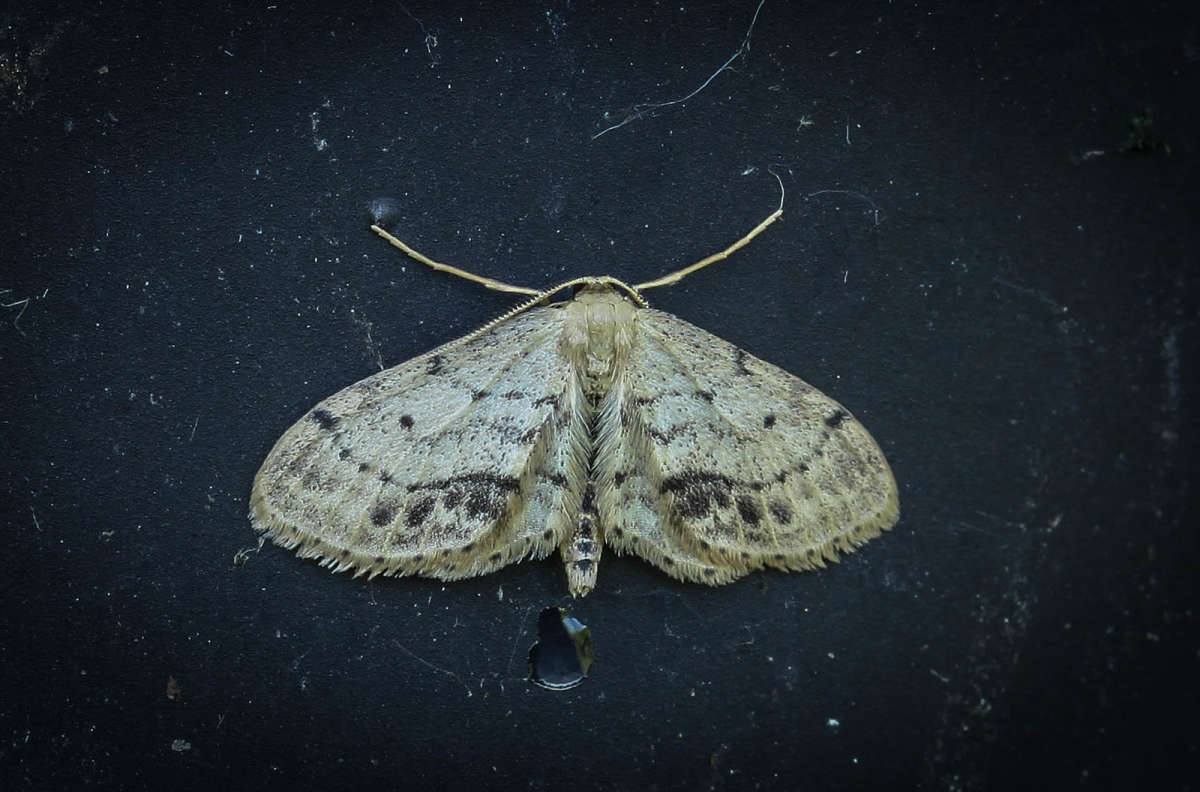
[1162,328,1180,416]
[992,276,1069,314]
[503,604,537,689]
[397,2,440,65]
[1158,327,1183,445]
[309,98,333,152]
[353,314,386,371]
[591,0,766,140]
[393,638,473,697]
[927,511,1054,789]
[2,287,48,334]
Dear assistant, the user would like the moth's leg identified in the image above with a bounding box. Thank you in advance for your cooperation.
[635,170,785,291]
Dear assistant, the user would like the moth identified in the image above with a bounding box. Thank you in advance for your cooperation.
[250,179,899,596]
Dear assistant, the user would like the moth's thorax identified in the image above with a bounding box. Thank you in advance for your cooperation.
[562,286,638,394]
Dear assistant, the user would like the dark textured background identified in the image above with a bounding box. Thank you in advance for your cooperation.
[2,1,1196,789]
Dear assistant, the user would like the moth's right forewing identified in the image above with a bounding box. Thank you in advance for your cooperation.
[614,308,898,576]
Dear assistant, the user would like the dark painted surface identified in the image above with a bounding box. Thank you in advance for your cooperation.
[1,1,1195,789]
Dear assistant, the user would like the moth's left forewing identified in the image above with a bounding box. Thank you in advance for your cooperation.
[250,305,585,582]
[613,308,899,579]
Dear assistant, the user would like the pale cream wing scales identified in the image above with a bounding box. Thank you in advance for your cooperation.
[594,388,750,586]
[250,304,584,582]
[604,308,898,582]
[487,359,588,573]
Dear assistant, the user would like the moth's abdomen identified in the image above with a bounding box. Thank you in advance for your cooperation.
[561,478,601,597]
[559,384,608,597]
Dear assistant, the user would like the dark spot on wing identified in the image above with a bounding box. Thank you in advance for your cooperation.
[703,567,717,578]
[769,501,792,524]
[661,556,674,566]
[358,462,371,473]
[661,472,738,520]
[465,488,506,519]
[374,554,385,564]
[763,413,776,428]
[426,354,445,376]
[647,427,670,444]
[674,488,710,519]
[405,496,436,528]
[734,349,752,376]
[409,472,521,494]
[339,448,352,460]
[542,529,553,541]
[471,390,489,402]
[534,394,561,408]
[379,471,393,484]
[489,551,503,562]
[695,390,714,403]
[744,528,769,545]
[548,473,568,488]
[403,477,516,520]
[613,471,627,487]
[825,409,849,428]
[310,409,338,431]
[400,415,414,428]
[371,501,397,527]
[501,390,525,400]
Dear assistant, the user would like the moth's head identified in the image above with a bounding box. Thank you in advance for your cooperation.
[568,276,647,308]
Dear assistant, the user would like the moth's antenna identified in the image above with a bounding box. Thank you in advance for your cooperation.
[370,224,542,296]
[634,171,785,291]
[372,171,783,296]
